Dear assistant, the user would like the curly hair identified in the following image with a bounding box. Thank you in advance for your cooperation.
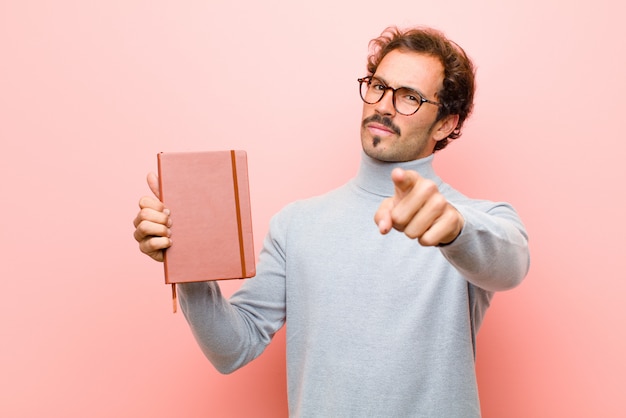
[367,26,476,151]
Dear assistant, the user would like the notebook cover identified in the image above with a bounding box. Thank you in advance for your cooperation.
[157,150,255,284]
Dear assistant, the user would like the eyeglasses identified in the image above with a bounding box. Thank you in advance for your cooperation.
[357,76,441,116]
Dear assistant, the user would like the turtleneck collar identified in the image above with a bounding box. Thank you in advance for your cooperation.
[353,150,441,197]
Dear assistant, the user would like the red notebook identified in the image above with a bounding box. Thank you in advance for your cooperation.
[157,150,255,286]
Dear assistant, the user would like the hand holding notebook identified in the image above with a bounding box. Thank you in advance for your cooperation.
[157,150,255,284]
[133,150,255,311]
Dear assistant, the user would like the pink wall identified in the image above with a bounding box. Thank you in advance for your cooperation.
[2,1,624,417]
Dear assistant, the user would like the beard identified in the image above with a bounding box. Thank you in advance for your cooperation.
[360,116,437,162]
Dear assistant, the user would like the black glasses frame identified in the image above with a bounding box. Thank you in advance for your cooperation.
[357,76,441,116]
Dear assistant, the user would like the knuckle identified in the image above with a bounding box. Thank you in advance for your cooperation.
[422,180,438,194]
[144,238,159,252]
[138,239,151,255]
[138,196,151,208]
[133,227,143,242]
[135,219,150,235]
[418,236,435,247]
[139,196,162,210]
[390,209,406,229]
[140,237,163,254]
[139,207,152,220]
[431,194,447,211]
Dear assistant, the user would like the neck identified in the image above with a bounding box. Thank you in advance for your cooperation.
[354,150,440,197]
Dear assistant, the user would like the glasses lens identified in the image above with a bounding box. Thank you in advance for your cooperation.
[360,78,382,104]
[394,87,421,115]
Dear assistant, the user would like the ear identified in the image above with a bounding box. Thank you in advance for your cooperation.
[432,114,459,142]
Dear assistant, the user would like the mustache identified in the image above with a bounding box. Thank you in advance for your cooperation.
[362,114,401,136]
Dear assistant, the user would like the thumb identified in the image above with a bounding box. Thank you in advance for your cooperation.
[374,197,395,234]
[147,172,161,199]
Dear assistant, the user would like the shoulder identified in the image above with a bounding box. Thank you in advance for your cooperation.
[438,180,517,213]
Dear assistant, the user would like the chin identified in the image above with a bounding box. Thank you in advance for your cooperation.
[363,145,402,162]
[363,144,429,163]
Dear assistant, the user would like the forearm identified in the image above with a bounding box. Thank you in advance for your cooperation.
[177,282,271,374]
[176,216,289,373]
[440,203,530,291]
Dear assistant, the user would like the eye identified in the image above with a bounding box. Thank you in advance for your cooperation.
[399,90,421,104]
[371,81,386,91]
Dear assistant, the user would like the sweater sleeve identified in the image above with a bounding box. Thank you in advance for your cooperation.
[176,210,289,374]
[439,201,530,292]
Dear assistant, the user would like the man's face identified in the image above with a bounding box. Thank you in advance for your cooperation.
[360,49,446,162]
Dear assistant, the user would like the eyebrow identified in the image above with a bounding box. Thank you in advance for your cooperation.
[373,75,429,99]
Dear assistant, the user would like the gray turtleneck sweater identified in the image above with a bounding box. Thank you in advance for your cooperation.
[178,152,530,417]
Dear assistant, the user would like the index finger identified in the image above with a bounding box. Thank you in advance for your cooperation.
[391,168,420,198]
[138,195,166,212]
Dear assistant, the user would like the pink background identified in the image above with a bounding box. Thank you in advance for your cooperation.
[1,1,624,417]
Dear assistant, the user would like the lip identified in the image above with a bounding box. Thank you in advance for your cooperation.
[366,122,396,136]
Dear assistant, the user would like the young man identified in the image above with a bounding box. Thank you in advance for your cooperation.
[133,26,530,417]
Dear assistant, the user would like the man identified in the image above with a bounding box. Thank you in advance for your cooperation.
[133,26,530,417]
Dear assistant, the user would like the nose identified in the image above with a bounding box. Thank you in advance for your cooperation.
[374,88,396,116]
